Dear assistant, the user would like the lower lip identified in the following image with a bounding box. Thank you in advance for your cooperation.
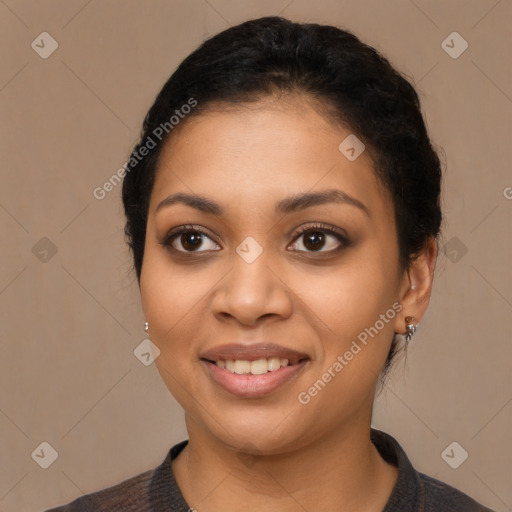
[201,360,308,398]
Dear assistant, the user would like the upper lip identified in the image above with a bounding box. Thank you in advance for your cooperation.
[200,343,309,363]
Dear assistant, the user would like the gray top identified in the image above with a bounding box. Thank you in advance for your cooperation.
[45,428,495,511]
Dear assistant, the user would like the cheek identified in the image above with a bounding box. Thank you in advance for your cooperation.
[140,254,222,367]
[294,246,400,395]
[140,260,206,412]
[141,245,201,326]
[294,250,397,339]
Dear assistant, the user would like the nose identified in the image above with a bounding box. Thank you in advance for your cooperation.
[211,248,293,327]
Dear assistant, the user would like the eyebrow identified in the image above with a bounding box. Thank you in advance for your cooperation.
[155,189,370,217]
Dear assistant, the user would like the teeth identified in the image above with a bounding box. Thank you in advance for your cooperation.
[217,357,295,374]
[250,359,268,375]
[268,357,281,371]
[234,360,251,374]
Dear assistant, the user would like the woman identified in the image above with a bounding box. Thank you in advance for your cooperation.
[47,16,495,512]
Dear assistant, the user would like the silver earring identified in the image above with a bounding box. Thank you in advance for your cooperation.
[405,316,416,342]
[144,321,149,333]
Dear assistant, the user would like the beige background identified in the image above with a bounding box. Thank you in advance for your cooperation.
[0,1,511,511]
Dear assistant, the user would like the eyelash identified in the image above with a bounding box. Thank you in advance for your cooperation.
[159,223,350,256]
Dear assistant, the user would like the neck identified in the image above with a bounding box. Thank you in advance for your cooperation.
[172,418,398,512]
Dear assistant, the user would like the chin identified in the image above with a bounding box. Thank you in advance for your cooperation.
[195,406,317,455]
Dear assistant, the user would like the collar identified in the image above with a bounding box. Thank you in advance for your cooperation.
[370,428,423,511]
[147,428,421,511]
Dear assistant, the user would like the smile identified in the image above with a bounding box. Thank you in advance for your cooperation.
[199,342,310,398]
[201,358,309,398]
[212,357,304,374]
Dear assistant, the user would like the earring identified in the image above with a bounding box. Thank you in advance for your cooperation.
[405,316,416,342]
[144,321,149,333]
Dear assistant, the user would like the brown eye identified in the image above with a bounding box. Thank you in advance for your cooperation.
[305,231,327,251]
[162,226,220,253]
[289,224,348,253]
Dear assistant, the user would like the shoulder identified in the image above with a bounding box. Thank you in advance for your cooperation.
[44,468,155,512]
[44,440,190,511]
[418,472,496,512]
[370,429,496,512]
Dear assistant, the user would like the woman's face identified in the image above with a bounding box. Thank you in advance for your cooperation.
[140,95,412,454]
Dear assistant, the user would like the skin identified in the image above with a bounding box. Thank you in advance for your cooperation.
[140,93,437,511]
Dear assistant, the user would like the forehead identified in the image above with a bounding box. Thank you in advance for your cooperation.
[150,96,392,219]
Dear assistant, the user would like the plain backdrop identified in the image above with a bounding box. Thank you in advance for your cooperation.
[0,1,510,511]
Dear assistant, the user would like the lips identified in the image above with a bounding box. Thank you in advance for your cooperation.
[199,343,310,398]
[200,342,309,363]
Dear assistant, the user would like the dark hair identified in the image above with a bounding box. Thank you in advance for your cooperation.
[122,16,442,378]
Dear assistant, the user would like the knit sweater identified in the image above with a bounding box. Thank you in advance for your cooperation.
[45,429,495,511]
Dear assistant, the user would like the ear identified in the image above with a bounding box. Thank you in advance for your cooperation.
[393,237,438,336]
